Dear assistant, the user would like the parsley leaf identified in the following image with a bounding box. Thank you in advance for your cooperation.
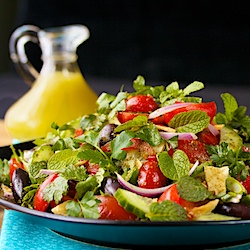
[43,176,68,204]
[66,191,100,219]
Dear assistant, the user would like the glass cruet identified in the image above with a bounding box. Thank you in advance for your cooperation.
[5,24,98,141]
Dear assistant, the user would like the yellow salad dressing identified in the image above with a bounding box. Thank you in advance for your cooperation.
[4,72,98,141]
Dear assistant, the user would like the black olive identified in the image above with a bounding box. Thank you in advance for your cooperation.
[98,124,117,147]
[12,168,31,204]
[215,203,250,219]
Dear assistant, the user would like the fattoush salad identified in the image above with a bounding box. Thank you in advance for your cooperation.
[1,75,250,222]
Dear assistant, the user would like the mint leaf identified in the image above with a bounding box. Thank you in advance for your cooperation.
[172,150,190,178]
[111,131,135,160]
[177,175,214,202]
[133,75,164,98]
[28,161,48,184]
[221,93,238,121]
[183,81,204,96]
[114,115,148,133]
[48,149,80,170]
[60,164,88,181]
[159,81,204,105]
[158,150,190,181]
[146,200,188,221]
[169,110,210,134]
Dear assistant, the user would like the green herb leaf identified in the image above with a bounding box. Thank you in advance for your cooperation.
[114,115,148,133]
[97,92,116,114]
[0,159,10,186]
[43,176,68,204]
[111,131,135,160]
[76,176,99,200]
[135,122,163,146]
[221,93,238,121]
[48,149,80,170]
[66,200,82,217]
[59,164,88,181]
[177,175,214,202]
[169,110,210,134]
[158,150,190,181]
[183,81,204,96]
[146,200,188,221]
[79,191,101,219]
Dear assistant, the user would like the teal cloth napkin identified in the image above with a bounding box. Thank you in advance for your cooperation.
[0,210,119,250]
[1,209,250,250]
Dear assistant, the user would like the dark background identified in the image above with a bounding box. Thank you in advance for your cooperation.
[12,0,250,85]
[1,1,250,118]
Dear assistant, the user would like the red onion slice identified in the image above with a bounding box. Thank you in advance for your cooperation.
[160,132,198,140]
[116,173,171,198]
[208,124,219,136]
[148,102,193,119]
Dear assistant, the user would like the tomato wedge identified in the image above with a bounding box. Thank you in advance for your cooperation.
[199,128,219,146]
[158,183,197,213]
[117,112,148,124]
[126,95,158,113]
[137,159,168,189]
[9,158,25,180]
[177,140,210,163]
[96,195,137,220]
[164,102,217,124]
[34,173,59,212]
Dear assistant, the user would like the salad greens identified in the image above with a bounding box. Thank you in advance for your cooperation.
[1,75,250,222]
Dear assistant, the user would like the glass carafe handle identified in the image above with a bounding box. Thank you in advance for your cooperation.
[9,25,41,87]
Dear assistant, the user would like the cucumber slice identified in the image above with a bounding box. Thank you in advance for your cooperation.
[220,126,242,151]
[32,145,54,163]
[114,188,154,219]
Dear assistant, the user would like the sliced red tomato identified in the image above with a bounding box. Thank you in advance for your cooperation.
[137,160,168,189]
[126,95,158,113]
[100,141,111,152]
[122,138,141,151]
[9,158,24,180]
[96,195,137,220]
[86,162,100,175]
[74,127,83,137]
[34,173,59,212]
[158,183,181,204]
[158,183,197,212]
[117,112,148,124]
[164,102,217,125]
[199,128,219,146]
[151,115,165,125]
[241,176,250,194]
[177,140,210,163]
